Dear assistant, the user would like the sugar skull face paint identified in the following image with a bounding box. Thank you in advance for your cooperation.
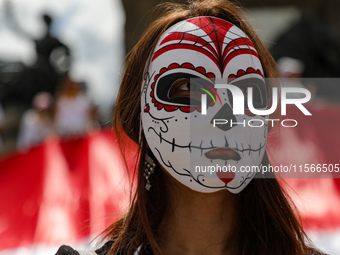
[141,17,267,194]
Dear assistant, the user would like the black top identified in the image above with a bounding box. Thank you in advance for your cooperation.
[55,241,114,255]
[56,241,327,255]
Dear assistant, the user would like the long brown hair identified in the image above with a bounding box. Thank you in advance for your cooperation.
[105,1,316,254]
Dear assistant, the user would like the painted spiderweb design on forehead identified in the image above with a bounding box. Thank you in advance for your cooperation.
[152,17,260,77]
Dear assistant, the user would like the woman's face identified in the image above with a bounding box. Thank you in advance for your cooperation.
[141,17,267,194]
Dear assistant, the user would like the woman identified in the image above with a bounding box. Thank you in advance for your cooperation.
[57,0,325,254]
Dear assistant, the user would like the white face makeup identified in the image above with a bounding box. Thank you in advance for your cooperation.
[141,17,268,194]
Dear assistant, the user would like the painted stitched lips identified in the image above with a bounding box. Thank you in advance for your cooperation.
[204,148,239,184]
[204,147,241,161]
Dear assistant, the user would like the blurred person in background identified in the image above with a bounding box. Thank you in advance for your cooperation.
[2,4,71,106]
[33,13,71,82]
[0,8,72,153]
[53,76,97,137]
[277,57,307,99]
[277,57,304,80]
[277,57,317,100]
[17,91,54,150]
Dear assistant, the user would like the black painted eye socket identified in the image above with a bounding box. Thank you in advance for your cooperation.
[228,78,267,110]
[156,72,215,106]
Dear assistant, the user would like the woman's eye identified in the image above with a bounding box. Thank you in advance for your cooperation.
[157,73,215,107]
[169,78,203,98]
[169,78,191,98]
[177,82,190,91]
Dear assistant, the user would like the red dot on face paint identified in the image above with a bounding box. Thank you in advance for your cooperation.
[164,105,178,111]
[168,63,180,70]
[228,74,236,82]
[144,104,150,112]
[196,67,206,75]
[216,170,235,184]
[247,67,255,73]
[180,106,195,112]
[206,73,215,80]
[181,63,194,69]
[154,75,160,81]
[237,70,246,77]
[160,68,167,74]
[151,83,155,89]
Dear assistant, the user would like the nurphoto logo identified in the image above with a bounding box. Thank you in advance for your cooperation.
[200,81,312,127]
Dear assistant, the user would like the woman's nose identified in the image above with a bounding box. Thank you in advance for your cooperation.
[210,103,237,131]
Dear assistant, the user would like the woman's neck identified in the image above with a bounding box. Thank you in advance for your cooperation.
[158,178,236,255]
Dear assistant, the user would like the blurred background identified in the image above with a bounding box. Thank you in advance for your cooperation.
[0,0,339,254]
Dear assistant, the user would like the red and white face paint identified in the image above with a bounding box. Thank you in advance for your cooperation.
[141,17,267,194]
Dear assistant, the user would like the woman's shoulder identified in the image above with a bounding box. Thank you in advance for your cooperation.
[55,240,114,255]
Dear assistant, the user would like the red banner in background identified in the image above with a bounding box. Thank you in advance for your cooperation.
[0,104,340,252]
[268,104,340,231]
[0,130,135,250]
